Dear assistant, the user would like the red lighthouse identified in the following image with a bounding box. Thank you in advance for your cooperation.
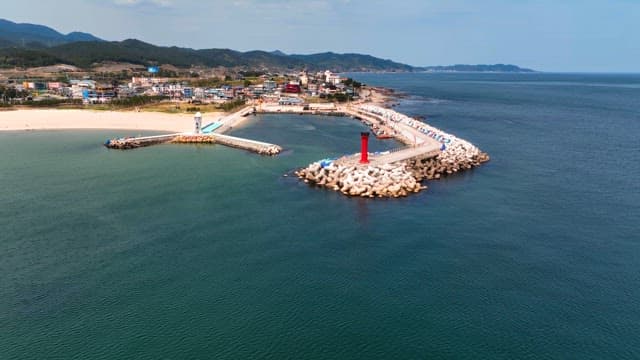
[360,132,370,164]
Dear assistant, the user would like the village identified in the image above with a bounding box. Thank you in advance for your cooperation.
[0,67,361,108]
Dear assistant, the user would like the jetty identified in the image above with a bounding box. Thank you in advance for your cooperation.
[106,132,281,155]
[172,133,281,155]
[104,133,183,149]
[295,103,490,198]
[104,110,282,155]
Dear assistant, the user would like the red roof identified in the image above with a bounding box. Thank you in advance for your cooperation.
[284,84,301,93]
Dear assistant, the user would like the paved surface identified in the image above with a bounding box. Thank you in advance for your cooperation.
[215,106,255,133]
[370,145,440,165]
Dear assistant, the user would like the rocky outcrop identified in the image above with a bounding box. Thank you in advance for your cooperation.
[257,145,282,156]
[295,162,424,198]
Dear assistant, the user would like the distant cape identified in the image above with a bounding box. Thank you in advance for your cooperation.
[416,64,535,73]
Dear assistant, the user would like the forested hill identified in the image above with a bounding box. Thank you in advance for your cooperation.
[0,18,102,47]
[0,38,413,72]
[0,18,534,73]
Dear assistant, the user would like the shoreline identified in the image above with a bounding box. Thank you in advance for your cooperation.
[0,108,220,133]
[2,87,490,198]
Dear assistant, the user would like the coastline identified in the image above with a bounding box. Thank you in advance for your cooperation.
[0,85,396,133]
[0,109,215,132]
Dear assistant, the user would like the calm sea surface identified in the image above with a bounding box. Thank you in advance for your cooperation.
[1,73,639,359]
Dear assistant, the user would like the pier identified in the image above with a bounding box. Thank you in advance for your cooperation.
[371,144,441,165]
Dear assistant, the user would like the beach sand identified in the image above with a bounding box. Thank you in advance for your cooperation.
[0,109,219,132]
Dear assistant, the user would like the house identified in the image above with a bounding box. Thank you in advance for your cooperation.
[284,83,301,93]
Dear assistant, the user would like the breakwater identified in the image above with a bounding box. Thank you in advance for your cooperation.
[103,133,181,149]
[295,161,423,198]
[105,133,281,156]
[190,133,282,156]
[295,104,490,198]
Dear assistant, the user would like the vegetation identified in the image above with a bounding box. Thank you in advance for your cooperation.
[217,99,246,112]
[0,85,29,100]
[109,95,168,108]
[324,93,351,103]
[343,78,362,88]
[20,98,82,107]
[0,47,66,68]
[238,70,265,77]
[0,38,414,72]
[0,18,102,47]
[189,78,223,88]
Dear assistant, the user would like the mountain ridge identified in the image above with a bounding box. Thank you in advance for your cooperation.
[0,18,102,46]
[0,18,535,73]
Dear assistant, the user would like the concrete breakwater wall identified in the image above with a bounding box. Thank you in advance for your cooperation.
[295,161,423,198]
[105,133,281,156]
[172,134,282,156]
[211,133,282,156]
[357,105,490,170]
[104,134,180,149]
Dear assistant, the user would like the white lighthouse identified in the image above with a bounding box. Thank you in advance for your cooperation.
[194,112,202,134]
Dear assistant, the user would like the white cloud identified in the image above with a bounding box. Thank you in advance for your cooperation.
[114,0,172,7]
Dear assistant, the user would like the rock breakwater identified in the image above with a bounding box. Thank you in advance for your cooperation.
[408,151,490,181]
[297,104,490,198]
[295,161,423,198]
[171,134,215,144]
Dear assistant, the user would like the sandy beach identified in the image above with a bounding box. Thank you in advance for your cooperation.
[0,109,220,132]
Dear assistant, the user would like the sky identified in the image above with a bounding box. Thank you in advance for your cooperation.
[3,0,639,72]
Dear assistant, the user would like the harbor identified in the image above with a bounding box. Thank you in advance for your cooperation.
[103,93,489,198]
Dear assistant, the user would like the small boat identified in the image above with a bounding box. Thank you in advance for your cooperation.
[376,134,393,140]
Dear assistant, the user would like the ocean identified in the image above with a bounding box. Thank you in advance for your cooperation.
[1,73,639,359]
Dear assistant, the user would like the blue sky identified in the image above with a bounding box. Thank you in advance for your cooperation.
[3,0,639,72]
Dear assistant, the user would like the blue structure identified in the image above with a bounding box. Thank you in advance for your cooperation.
[201,122,223,134]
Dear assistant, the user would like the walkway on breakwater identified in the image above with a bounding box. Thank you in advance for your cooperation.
[213,106,256,133]
[105,131,281,155]
[339,106,443,163]
[207,133,281,155]
[371,144,441,165]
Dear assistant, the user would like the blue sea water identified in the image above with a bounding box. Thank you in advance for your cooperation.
[1,73,639,359]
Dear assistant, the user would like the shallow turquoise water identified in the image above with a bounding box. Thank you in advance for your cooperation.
[1,74,639,359]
